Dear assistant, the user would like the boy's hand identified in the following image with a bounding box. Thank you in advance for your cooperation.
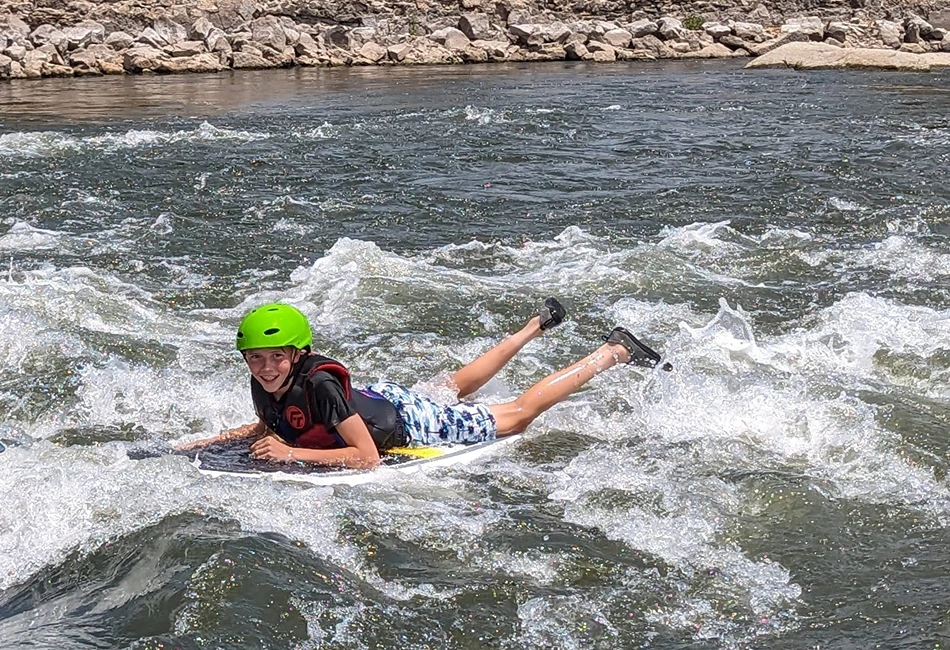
[250,435,295,462]
[174,438,213,451]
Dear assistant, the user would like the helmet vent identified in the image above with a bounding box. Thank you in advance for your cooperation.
[267,307,279,311]
[264,328,280,336]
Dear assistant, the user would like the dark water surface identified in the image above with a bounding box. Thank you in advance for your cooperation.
[1,62,950,649]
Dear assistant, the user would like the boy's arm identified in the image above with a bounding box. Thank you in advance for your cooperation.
[250,413,381,469]
[175,420,266,450]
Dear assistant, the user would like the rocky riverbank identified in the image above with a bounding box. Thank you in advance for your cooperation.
[1,2,949,80]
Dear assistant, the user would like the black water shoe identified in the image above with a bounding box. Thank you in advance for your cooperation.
[603,327,673,371]
[539,297,567,331]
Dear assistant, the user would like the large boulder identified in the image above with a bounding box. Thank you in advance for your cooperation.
[153,17,187,45]
[626,19,657,38]
[875,20,903,48]
[105,32,134,50]
[746,41,931,71]
[429,27,469,50]
[63,21,105,50]
[250,16,286,52]
[657,17,686,41]
[781,17,824,41]
[123,45,169,72]
[231,50,271,69]
[601,28,632,48]
[30,25,67,53]
[730,21,767,43]
[459,13,495,41]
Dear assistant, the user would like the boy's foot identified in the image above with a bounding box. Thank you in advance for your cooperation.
[603,327,674,371]
[539,297,567,331]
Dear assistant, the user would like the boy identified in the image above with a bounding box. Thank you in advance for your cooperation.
[183,299,670,468]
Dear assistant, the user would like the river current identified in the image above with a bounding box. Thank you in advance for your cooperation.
[1,61,949,649]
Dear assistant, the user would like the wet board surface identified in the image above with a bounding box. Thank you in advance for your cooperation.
[134,436,521,487]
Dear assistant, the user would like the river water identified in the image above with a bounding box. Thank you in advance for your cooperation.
[1,61,949,649]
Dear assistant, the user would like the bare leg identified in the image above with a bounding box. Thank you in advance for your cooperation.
[488,341,632,436]
[451,316,544,399]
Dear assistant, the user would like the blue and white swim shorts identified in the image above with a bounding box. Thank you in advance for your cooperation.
[366,382,497,446]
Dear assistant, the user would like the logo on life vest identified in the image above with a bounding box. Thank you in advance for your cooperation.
[284,406,306,430]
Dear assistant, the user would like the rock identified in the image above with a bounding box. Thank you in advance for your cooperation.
[781,17,824,41]
[719,34,753,50]
[931,28,946,41]
[657,17,686,41]
[922,52,950,67]
[601,28,632,48]
[105,32,134,50]
[564,41,588,60]
[323,26,350,50]
[211,0,257,31]
[678,42,733,58]
[586,40,616,59]
[429,27,469,50]
[250,16,286,51]
[30,25,68,53]
[746,41,931,71]
[590,49,615,62]
[21,51,47,77]
[825,22,851,42]
[459,13,495,41]
[294,32,322,58]
[749,3,771,24]
[42,62,74,77]
[0,53,12,78]
[159,53,224,73]
[898,42,928,54]
[876,20,903,49]
[704,23,732,40]
[460,44,489,62]
[358,41,387,62]
[190,18,215,41]
[509,24,543,47]
[4,43,26,61]
[626,19,657,38]
[164,40,205,57]
[906,16,934,41]
[206,28,230,53]
[1,14,30,42]
[63,21,106,50]
[387,42,411,62]
[135,28,168,49]
[231,50,271,69]
[153,17,187,46]
[540,22,571,43]
[349,27,376,46]
[749,30,810,56]
[730,21,767,43]
[930,10,950,31]
[631,34,675,58]
[37,43,65,66]
[68,48,102,75]
[471,39,509,58]
[123,45,168,72]
[669,41,691,53]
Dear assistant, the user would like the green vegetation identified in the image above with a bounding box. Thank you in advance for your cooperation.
[683,14,705,31]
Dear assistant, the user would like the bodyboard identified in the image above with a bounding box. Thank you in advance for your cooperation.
[157,436,521,487]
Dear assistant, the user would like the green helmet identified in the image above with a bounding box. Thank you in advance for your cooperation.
[235,303,313,351]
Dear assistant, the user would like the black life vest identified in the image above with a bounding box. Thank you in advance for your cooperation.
[251,353,406,451]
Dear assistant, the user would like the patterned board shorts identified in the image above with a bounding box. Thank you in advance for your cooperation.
[366,381,498,446]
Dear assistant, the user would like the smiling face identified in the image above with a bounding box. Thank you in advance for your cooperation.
[244,347,302,396]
